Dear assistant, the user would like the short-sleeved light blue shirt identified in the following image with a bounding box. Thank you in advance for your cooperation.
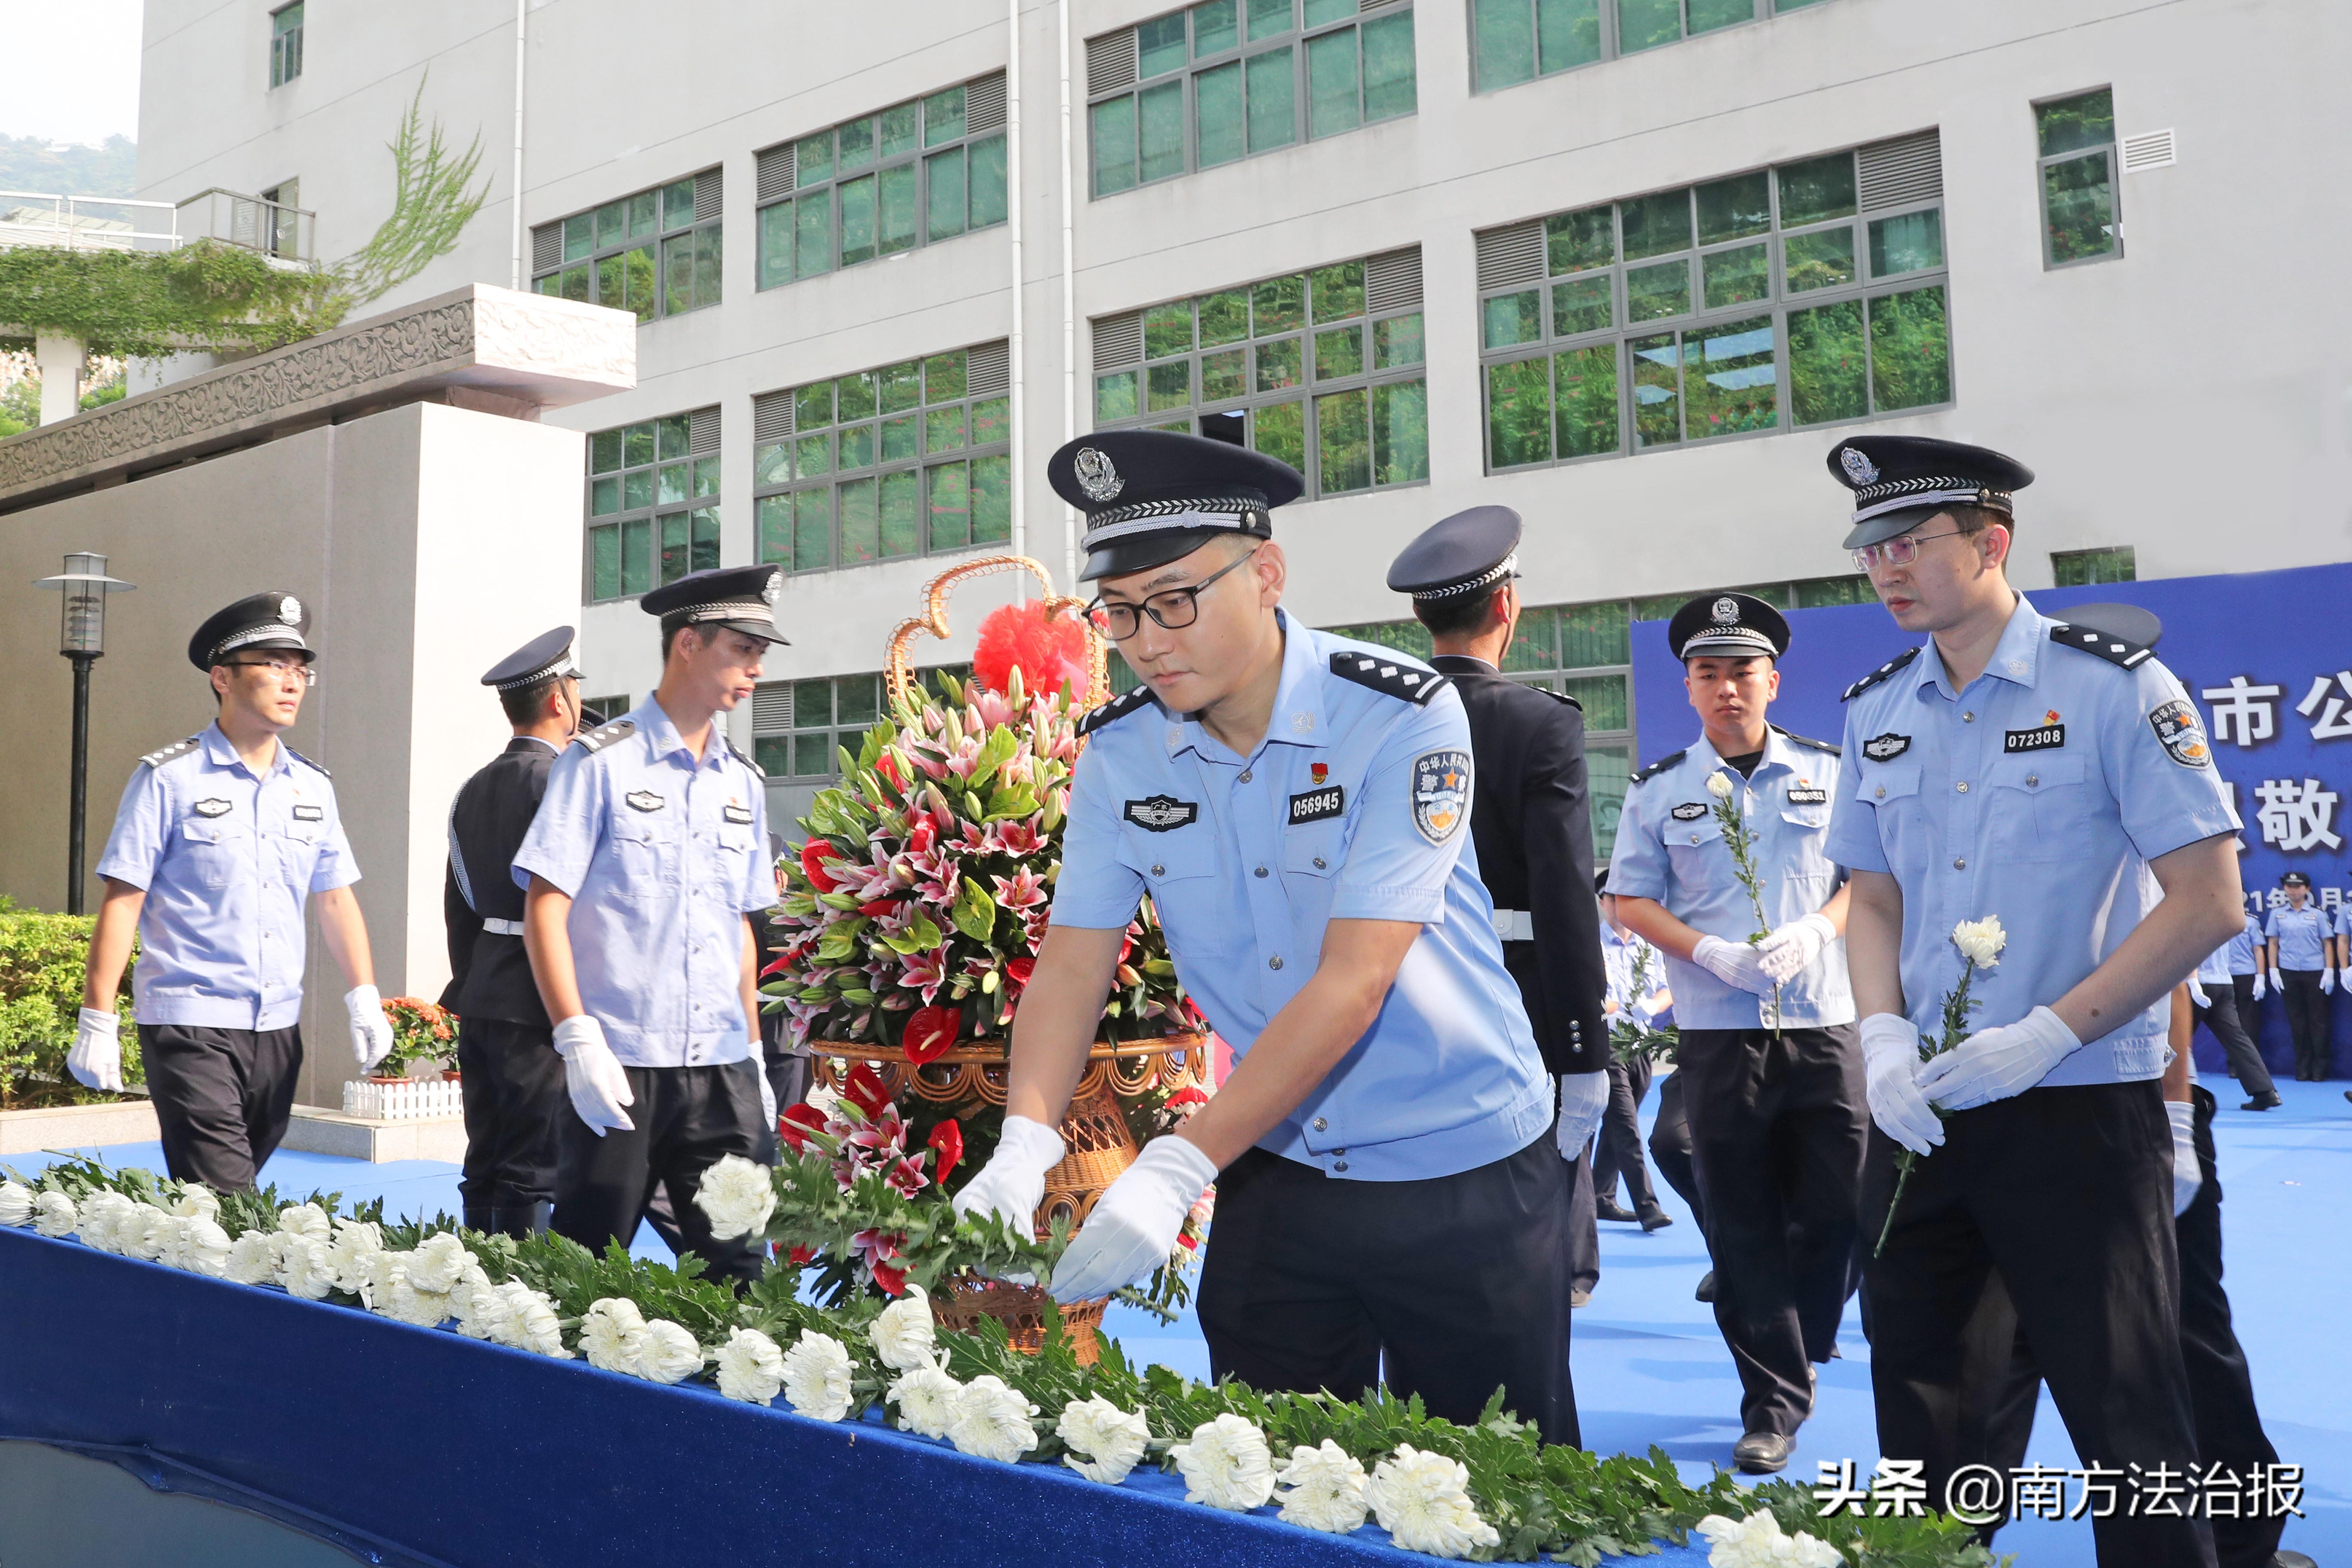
[511,699,772,1068]
[2266,903,2330,971]
[1827,594,2241,1085]
[1601,924,1672,1029]
[95,723,358,1029]
[1050,612,1551,1182]
[1608,728,1854,1031]
[2222,912,2263,977]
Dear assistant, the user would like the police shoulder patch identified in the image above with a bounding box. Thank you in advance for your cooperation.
[573,717,638,753]
[727,736,766,780]
[1411,749,1473,844]
[1841,645,1921,702]
[138,734,204,770]
[1629,748,1687,785]
[1076,686,1156,738]
[2050,622,2154,671]
[1774,726,1841,756]
[2147,698,2213,769]
[284,745,331,778]
[1329,652,1448,705]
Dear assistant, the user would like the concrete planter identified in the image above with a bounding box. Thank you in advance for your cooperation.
[281,1106,466,1165]
[0,1098,160,1158]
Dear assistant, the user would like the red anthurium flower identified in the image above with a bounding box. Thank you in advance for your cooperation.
[800,839,843,892]
[1004,957,1035,990]
[876,751,903,788]
[903,1004,961,1065]
[858,898,899,917]
[778,1102,829,1152]
[787,1243,817,1265]
[1166,1086,1210,1112]
[871,1259,909,1296]
[844,1062,893,1120]
[928,1119,965,1186]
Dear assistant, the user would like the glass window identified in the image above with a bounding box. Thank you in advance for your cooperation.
[757,77,1011,289]
[1473,0,1825,90]
[755,344,1014,575]
[584,410,720,603]
[2036,89,2119,266]
[2051,546,2136,587]
[269,2,304,87]
[533,171,718,322]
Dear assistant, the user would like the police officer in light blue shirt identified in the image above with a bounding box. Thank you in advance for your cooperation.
[514,565,783,1284]
[950,430,1577,1443]
[2265,871,2333,1081]
[75,593,395,1192]
[1825,434,2242,1568]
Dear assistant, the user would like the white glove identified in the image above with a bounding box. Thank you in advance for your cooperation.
[1555,1072,1609,1161]
[551,1014,636,1136]
[1692,934,1773,995]
[2251,972,2269,1001]
[756,1062,779,1135]
[1048,1134,1218,1304]
[1861,1013,1942,1157]
[2166,1099,2201,1218]
[950,1113,1066,1234]
[345,984,395,1072]
[68,1007,124,1093]
[1917,1005,2082,1112]
[2187,980,2211,1009]
[1755,912,1838,985]
[2324,968,2338,996]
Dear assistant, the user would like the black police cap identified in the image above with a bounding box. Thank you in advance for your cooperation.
[1827,435,2035,549]
[187,591,313,671]
[1387,505,1522,600]
[640,564,790,646]
[1666,591,1789,663]
[482,626,582,690]
[2282,870,2311,888]
[1048,429,1303,582]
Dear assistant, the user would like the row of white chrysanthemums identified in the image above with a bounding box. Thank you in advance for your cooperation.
[0,1172,1501,1560]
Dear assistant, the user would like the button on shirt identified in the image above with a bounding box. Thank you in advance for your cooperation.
[95,724,357,1029]
[1827,594,2241,1084]
[1602,924,1672,1029]
[1050,612,1552,1182]
[2266,904,2330,972]
[1609,730,1854,1030]
[511,701,772,1067]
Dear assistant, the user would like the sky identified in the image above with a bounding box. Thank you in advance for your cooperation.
[1,0,143,145]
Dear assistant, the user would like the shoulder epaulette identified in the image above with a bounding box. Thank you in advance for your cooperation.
[1534,685,1581,710]
[1075,687,1156,738]
[1328,651,1448,706]
[571,717,637,753]
[727,736,766,780]
[284,745,330,778]
[1629,748,1686,785]
[1773,727,1841,756]
[1841,645,1922,702]
[138,735,203,770]
[2049,622,2154,671]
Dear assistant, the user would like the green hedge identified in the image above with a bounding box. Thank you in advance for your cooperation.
[0,899,139,1107]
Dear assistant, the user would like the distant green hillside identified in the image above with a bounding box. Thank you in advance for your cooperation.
[0,135,138,198]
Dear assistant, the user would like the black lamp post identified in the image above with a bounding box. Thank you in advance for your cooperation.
[34,553,135,915]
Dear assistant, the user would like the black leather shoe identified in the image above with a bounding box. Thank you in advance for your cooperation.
[1637,1204,1674,1231]
[2273,1552,2317,1568]
[1595,1197,1639,1223]
[2244,1092,2282,1110]
[1695,1270,1716,1302]
[1733,1431,1793,1474]
[489,1202,553,1239]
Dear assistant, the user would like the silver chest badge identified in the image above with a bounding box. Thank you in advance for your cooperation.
[1839,447,1879,486]
[1073,446,1124,502]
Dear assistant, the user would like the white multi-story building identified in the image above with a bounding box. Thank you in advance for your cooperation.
[132,0,2352,850]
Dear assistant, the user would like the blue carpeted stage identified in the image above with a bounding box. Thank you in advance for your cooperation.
[5,1072,2344,1565]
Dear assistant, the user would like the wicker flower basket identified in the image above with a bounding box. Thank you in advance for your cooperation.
[810,1029,1210,1363]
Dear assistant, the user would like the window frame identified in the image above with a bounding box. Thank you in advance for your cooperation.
[2049,545,2137,587]
[269,1,304,88]
[1087,0,1418,201]
[2033,87,2123,271]
[582,410,723,605]
[1469,0,1833,96]
[532,172,723,323]
[754,666,971,786]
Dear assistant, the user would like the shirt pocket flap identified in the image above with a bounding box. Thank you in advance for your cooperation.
[1663,806,1725,845]
[180,819,226,845]
[1283,823,1346,879]
[1120,830,1220,885]
[1858,762,1922,805]
[1989,753,2087,793]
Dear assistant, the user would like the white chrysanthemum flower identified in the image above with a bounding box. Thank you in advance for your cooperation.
[279,1234,337,1300]
[868,1283,938,1371]
[404,1231,471,1294]
[1706,771,1736,801]
[167,1183,220,1223]
[1275,1439,1370,1534]
[1057,1396,1150,1485]
[1170,1414,1276,1512]
[499,1282,570,1358]
[1364,1446,1500,1559]
[224,1230,281,1285]
[1952,915,2007,969]
[178,1218,232,1277]
[781,1330,856,1422]
[1695,1510,1845,1568]
[715,1327,786,1405]
[581,1298,649,1374]
[276,1202,332,1241]
[146,1212,193,1269]
[122,1204,177,1262]
[886,1363,962,1438]
[33,1191,77,1238]
[945,1374,1039,1463]
[326,1219,384,1293]
[77,1191,135,1252]
[637,1319,705,1384]
[691,1154,776,1241]
[0,1181,34,1227]
[450,1272,514,1341]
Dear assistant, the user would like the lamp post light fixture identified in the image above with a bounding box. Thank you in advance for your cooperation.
[34,552,136,915]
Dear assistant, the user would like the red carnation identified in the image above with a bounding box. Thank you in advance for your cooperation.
[778,1102,829,1152]
[800,840,843,892]
[972,600,1092,700]
[787,1243,817,1265]
[928,1119,965,1186]
[844,1062,893,1119]
[903,1005,961,1065]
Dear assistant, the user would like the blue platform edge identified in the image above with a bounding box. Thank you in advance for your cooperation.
[0,1228,1706,1567]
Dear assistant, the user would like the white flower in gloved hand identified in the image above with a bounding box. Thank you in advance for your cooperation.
[1691,934,1773,995]
[1916,1005,2081,1111]
[1860,1013,1941,1157]
[1754,912,1838,985]
[1046,1133,1219,1303]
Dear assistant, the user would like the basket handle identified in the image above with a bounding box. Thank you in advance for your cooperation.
[882,554,1110,712]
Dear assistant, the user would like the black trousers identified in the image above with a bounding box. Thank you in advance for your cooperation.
[2278,968,2331,1079]
[552,1060,769,1286]
[1649,1068,1707,1232]
[1593,1056,1659,1212]
[2193,984,2274,1101]
[1862,1080,2211,1568]
[455,1017,567,1213]
[1566,1145,1597,1294]
[1966,1086,2276,1568]
[144,1023,303,1193]
[1198,1135,1579,1446]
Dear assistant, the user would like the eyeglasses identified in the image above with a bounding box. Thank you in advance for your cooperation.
[226,656,318,687]
[1087,545,1261,640]
[1850,529,1966,573]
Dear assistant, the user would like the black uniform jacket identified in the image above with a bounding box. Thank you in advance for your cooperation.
[1430,655,1609,1075]
[442,736,558,1028]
